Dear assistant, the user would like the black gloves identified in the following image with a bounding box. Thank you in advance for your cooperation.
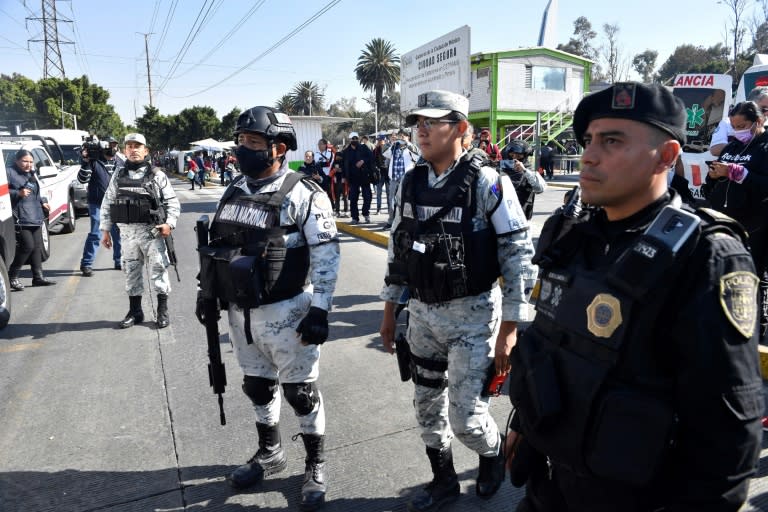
[296,306,329,345]
[195,290,206,324]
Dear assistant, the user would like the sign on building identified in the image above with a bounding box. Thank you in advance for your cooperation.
[400,25,471,114]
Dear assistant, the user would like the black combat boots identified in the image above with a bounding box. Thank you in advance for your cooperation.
[407,446,460,512]
[298,433,326,511]
[156,293,169,328]
[31,272,55,286]
[476,434,506,499]
[228,422,287,489]
[119,295,144,328]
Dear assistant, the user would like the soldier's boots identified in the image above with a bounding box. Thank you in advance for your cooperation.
[120,295,144,329]
[407,446,460,512]
[298,433,326,511]
[228,423,287,489]
[476,434,506,499]
[156,293,170,328]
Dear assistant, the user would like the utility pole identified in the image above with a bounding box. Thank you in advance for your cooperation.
[27,0,73,79]
[138,32,155,107]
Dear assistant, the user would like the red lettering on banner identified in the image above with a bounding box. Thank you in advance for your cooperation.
[674,75,715,87]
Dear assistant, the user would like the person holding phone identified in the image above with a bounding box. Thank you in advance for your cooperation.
[508,83,762,512]
[701,100,768,344]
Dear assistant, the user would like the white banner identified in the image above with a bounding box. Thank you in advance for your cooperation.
[400,25,471,114]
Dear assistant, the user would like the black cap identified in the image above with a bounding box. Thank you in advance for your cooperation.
[573,82,687,145]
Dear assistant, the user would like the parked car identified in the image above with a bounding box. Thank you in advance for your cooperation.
[0,151,16,329]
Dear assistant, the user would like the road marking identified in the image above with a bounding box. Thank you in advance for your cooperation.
[0,342,43,353]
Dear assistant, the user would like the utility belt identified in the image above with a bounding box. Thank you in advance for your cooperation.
[394,332,449,389]
[111,197,153,224]
[388,232,491,303]
[198,242,307,309]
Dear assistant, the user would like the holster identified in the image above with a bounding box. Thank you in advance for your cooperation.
[394,332,411,382]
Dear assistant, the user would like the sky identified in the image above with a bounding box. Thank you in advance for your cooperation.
[0,0,755,128]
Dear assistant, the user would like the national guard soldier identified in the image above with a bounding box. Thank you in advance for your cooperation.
[195,106,339,511]
[378,90,538,512]
[100,133,179,329]
[507,82,763,511]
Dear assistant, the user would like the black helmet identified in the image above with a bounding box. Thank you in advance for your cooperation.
[234,106,297,150]
[103,136,118,144]
[503,139,531,158]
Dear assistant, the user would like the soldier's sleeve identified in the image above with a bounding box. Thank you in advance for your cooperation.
[483,171,538,321]
[665,232,762,510]
[99,168,119,232]
[156,171,180,229]
[300,186,339,312]
[380,172,408,304]
[524,167,547,193]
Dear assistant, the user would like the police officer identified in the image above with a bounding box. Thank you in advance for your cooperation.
[196,106,339,511]
[507,82,763,511]
[379,90,538,512]
[500,139,546,220]
[100,133,180,329]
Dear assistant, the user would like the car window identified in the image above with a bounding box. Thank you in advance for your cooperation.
[2,149,15,169]
[32,148,53,170]
[59,145,81,165]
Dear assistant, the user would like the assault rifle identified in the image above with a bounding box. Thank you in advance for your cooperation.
[196,215,228,425]
[144,181,180,282]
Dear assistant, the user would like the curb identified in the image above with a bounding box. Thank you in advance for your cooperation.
[336,221,389,249]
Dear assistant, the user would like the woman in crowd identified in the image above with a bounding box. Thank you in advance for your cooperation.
[7,149,56,290]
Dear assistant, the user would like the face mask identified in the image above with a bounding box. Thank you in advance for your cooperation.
[732,125,755,144]
[235,146,273,178]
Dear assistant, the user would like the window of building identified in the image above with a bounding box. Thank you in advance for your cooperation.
[526,65,566,91]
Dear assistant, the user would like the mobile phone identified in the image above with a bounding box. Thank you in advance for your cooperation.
[643,205,701,255]
[704,160,715,167]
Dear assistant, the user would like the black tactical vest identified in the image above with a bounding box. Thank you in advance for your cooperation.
[509,199,748,487]
[202,172,310,307]
[505,169,535,220]
[110,166,155,224]
[388,152,500,303]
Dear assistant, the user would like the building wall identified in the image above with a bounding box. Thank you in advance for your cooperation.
[469,67,492,113]
[289,118,323,163]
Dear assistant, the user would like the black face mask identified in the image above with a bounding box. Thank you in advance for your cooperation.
[235,146,273,178]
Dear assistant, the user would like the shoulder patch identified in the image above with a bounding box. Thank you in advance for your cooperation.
[720,271,759,339]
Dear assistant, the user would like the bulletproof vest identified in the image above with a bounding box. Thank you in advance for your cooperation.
[509,200,747,487]
[110,166,155,224]
[388,152,500,303]
[202,172,310,307]
[505,170,535,220]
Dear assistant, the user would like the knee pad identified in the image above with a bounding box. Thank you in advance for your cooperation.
[282,382,319,416]
[242,376,278,406]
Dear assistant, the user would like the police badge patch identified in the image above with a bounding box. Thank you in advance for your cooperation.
[586,293,623,338]
[612,83,636,110]
[719,271,759,339]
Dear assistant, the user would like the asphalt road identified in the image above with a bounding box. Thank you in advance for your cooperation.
[2,174,768,512]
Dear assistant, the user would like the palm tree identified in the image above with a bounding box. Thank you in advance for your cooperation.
[288,81,325,116]
[355,38,400,116]
[275,94,297,115]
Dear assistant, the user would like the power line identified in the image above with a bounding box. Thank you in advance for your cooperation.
[150,0,179,70]
[174,0,343,99]
[67,0,90,77]
[146,0,162,36]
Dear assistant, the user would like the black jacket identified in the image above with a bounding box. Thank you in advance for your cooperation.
[7,164,46,226]
[342,143,373,185]
[78,158,113,206]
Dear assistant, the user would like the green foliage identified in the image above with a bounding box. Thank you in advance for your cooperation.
[558,16,603,79]
[217,107,241,141]
[275,95,297,115]
[656,44,730,83]
[632,50,659,83]
[355,38,400,116]
[288,81,326,116]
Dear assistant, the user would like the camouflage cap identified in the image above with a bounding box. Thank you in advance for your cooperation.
[573,82,687,145]
[405,90,469,125]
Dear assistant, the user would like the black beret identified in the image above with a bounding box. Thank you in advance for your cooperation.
[573,82,687,145]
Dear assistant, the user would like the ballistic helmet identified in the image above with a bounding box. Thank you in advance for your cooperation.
[234,106,297,150]
[504,139,531,158]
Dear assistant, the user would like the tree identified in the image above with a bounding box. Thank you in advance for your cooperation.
[135,105,172,149]
[720,0,752,68]
[173,106,221,149]
[217,107,241,141]
[601,23,629,82]
[288,81,325,116]
[354,38,400,116]
[275,95,297,115]
[557,16,602,79]
[656,44,730,83]
[632,50,658,83]
[323,97,366,143]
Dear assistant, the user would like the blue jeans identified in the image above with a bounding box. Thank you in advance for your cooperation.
[81,203,121,268]
[375,179,389,212]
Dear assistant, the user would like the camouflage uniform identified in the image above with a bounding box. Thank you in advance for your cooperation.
[225,168,339,434]
[381,154,538,454]
[100,164,180,296]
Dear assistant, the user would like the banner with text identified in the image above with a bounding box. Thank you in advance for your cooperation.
[400,25,471,114]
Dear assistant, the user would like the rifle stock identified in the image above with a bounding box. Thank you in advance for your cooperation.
[196,215,227,425]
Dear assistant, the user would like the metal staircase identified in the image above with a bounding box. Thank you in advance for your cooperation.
[498,98,575,150]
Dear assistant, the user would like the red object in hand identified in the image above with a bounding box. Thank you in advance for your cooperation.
[487,372,508,397]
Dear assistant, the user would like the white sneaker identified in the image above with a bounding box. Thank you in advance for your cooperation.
[364,216,370,223]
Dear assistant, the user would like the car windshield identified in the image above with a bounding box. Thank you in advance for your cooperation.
[2,149,16,169]
[59,145,81,165]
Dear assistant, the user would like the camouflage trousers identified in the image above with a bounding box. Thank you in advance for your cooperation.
[229,288,325,435]
[119,224,171,296]
[407,287,502,457]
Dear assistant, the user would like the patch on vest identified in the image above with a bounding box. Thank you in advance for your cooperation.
[719,271,758,339]
[216,199,276,229]
[586,293,623,338]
